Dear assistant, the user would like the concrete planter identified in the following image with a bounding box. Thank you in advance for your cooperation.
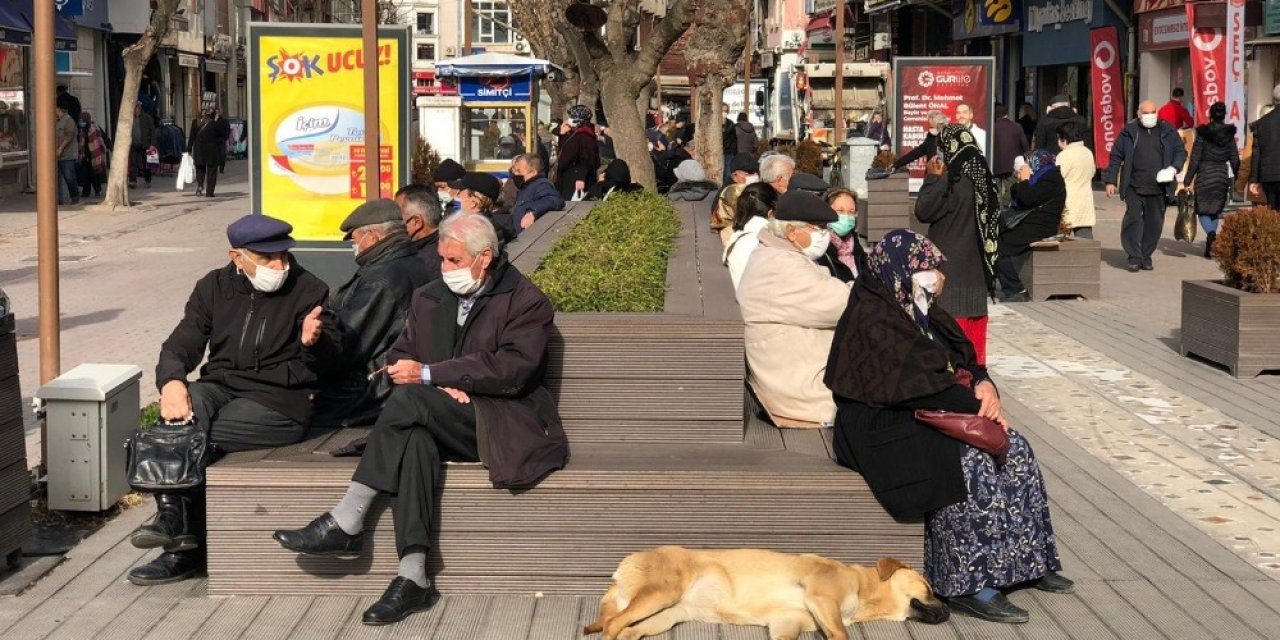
[1181,280,1280,377]
[0,312,30,570]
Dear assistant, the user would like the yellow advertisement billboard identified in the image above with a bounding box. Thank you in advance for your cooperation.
[249,24,411,242]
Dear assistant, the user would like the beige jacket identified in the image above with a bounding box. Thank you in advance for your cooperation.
[737,230,852,425]
[1057,141,1096,229]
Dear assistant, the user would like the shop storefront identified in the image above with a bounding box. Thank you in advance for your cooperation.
[1137,0,1192,112]
[952,0,1023,109]
[0,3,78,195]
[433,53,556,175]
[1021,0,1129,120]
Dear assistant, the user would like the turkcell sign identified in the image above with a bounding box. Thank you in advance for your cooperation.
[459,74,533,102]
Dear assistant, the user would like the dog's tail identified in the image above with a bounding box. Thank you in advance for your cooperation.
[582,620,604,635]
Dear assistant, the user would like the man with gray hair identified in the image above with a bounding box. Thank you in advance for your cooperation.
[508,153,565,232]
[1248,83,1280,209]
[736,191,852,426]
[395,183,444,279]
[759,152,796,194]
[310,199,435,428]
[275,213,569,626]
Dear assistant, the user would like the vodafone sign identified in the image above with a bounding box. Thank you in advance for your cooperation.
[1090,27,1126,169]
[1186,3,1227,126]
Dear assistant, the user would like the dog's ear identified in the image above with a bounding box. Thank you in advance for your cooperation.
[876,557,910,582]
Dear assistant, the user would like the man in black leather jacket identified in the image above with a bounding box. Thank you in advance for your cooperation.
[311,200,434,428]
[130,214,329,586]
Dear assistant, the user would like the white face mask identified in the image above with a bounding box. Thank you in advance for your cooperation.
[1140,113,1159,129]
[744,174,760,185]
[442,263,482,296]
[247,262,288,293]
[438,191,453,207]
[911,270,941,316]
[800,229,830,260]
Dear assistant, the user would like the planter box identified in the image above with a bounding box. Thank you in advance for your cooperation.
[1017,239,1102,301]
[1181,280,1280,377]
[0,313,29,570]
[863,173,927,242]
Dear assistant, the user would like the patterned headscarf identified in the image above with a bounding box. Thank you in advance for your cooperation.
[567,104,593,127]
[938,124,999,294]
[1028,149,1057,184]
[868,229,948,333]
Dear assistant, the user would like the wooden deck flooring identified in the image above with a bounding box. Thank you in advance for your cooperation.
[2,391,1277,639]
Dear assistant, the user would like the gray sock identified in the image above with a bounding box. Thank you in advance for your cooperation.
[331,482,377,535]
[398,547,429,588]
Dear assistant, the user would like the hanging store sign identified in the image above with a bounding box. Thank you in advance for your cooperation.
[1227,0,1246,150]
[1090,27,1126,169]
[1186,2,1227,127]
[1139,8,1189,51]
[1026,0,1092,33]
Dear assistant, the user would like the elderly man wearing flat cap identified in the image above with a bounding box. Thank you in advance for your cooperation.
[737,190,853,426]
[310,200,434,428]
[128,214,329,587]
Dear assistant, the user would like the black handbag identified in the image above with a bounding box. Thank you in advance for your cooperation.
[125,419,213,492]
[999,206,1033,231]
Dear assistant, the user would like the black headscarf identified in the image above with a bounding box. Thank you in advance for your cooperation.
[938,124,1000,293]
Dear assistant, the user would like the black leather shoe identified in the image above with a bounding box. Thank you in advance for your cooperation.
[947,593,1030,624]
[131,494,197,552]
[127,551,206,586]
[1035,572,1076,594]
[273,513,363,558]
[362,576,439,626]
[1140,263,1154,271]
[1126,264,1141,272]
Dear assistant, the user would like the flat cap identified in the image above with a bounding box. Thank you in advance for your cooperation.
[788,171,829,194]
[449,172,502,202]
[226,214,295,253]
[774,190,837,224]
[341,199,402,240]
[432,158,467,183]
[730,153,759,174]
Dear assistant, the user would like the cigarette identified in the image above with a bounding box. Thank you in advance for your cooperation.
[367,366,388,381]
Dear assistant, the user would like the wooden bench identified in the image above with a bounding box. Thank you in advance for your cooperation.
[205,200,923,596]
[1018,238,1102,301]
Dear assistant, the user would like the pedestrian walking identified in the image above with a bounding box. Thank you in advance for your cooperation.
[188,106,230,197]
[1248,83,1280,209]
[1158,88,1195,130]
[991,104,1029,208]
[1183,102,1240,257]
[54,104,80,205]
[1104,100,1187,272]
[129,103,156,188]
[77,111,109,198]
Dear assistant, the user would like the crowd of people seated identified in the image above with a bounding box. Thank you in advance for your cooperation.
[127,104,1071,628]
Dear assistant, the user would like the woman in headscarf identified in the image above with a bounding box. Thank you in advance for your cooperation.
[78,111,109,198]
[913,124,999,364]
[826,229,1070,624]
[593,158,644,201]
[554,104,600,200]
[1184,102,1240,258]
[996,149,1067,301]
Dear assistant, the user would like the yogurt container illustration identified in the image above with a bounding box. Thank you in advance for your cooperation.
[269,105,389,195]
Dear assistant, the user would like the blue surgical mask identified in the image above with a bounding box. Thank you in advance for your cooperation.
[828,215,856,238]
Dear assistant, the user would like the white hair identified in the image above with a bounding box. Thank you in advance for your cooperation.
[365,220,406,237]
[759,154,796,185]
[1273,83,1280,103]
[767,218,809,239]
[439,213,500,259]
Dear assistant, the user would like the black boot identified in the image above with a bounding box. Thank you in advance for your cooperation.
[1204,232,1216,259]
[130,494,197,552]
[362,577,440,625]
[127,549,206,586]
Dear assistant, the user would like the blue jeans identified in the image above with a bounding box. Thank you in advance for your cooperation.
[1198,215,1219,235]
[723,153,734,184]
[57,159,79,204]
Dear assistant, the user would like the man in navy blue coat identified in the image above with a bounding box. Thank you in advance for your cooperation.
[1103,100,1187,272]
[510,154,566,233]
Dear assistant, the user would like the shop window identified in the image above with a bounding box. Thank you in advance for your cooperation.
[462,106,528,164]
[417,43,436,62]
[473,2,516,45]
[417,12,435,36]
[0,44,28,156]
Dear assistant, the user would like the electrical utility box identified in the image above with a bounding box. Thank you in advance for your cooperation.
[37,364,143,512]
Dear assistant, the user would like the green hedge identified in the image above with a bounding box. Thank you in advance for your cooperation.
[530,191,681,312]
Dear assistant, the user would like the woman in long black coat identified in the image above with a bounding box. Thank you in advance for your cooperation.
[995,150,1067,301]
[1184,102,1240,257]
[555,105,600,200]
[188,107,230,197]
[826,230,1069,624]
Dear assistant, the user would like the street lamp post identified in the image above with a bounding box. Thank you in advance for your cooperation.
[834,0,845,143]
[362,0,379,201]
[34,0,59,385]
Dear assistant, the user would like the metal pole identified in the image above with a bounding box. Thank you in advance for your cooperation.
[741,7,752,119]
[34,0,59,386]
[834,0,845,142]
[361,0,379,201]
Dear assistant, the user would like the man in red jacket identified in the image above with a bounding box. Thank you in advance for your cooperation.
[1158,88,1195,129]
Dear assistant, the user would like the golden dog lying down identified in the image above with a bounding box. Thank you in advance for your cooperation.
[584,546,950,640]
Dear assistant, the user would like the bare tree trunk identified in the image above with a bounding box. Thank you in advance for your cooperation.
[102,0,184,210]
[568,37,599,110]
[691,76,727,181]
[683,0,750,184]
[600,73,651,187]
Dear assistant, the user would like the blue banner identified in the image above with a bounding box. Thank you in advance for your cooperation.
[458,74,532,102]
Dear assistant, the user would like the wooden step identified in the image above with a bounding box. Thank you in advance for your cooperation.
[206,439,923,596]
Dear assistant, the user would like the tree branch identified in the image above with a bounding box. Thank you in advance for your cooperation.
[630,0,695,90]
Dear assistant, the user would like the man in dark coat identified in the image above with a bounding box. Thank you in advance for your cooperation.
[129,102,156,188]
[129,214,329,587]
[1104,100,1187,271]
[510,153,566,232]
[274,213,569,626]
[311,200,434,428]
[395,184,444,277]
[1032,95,1088,152]
[1249,83,1280,209]
[56,84,81,120]
[188,106,231,197]
[991,103,1029,208]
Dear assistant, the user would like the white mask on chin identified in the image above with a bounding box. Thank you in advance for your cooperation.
[442,265,483,296]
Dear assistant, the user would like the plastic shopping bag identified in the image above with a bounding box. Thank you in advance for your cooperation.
[146,146,160,167]
[1174,190,1197,243]
[176,153,195,190]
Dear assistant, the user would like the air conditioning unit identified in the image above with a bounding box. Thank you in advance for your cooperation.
[515,41,527,52]
[446,46,456,55]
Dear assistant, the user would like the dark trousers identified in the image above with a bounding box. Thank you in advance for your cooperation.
[195,164,218,196]
[130,145,152,184]
[1263,182,1280,210]
[1121,189,1167,266]
[996,242,1030,294]
[352,385,478,557]
[1072,227,1094,239]
[57,159,79,204]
